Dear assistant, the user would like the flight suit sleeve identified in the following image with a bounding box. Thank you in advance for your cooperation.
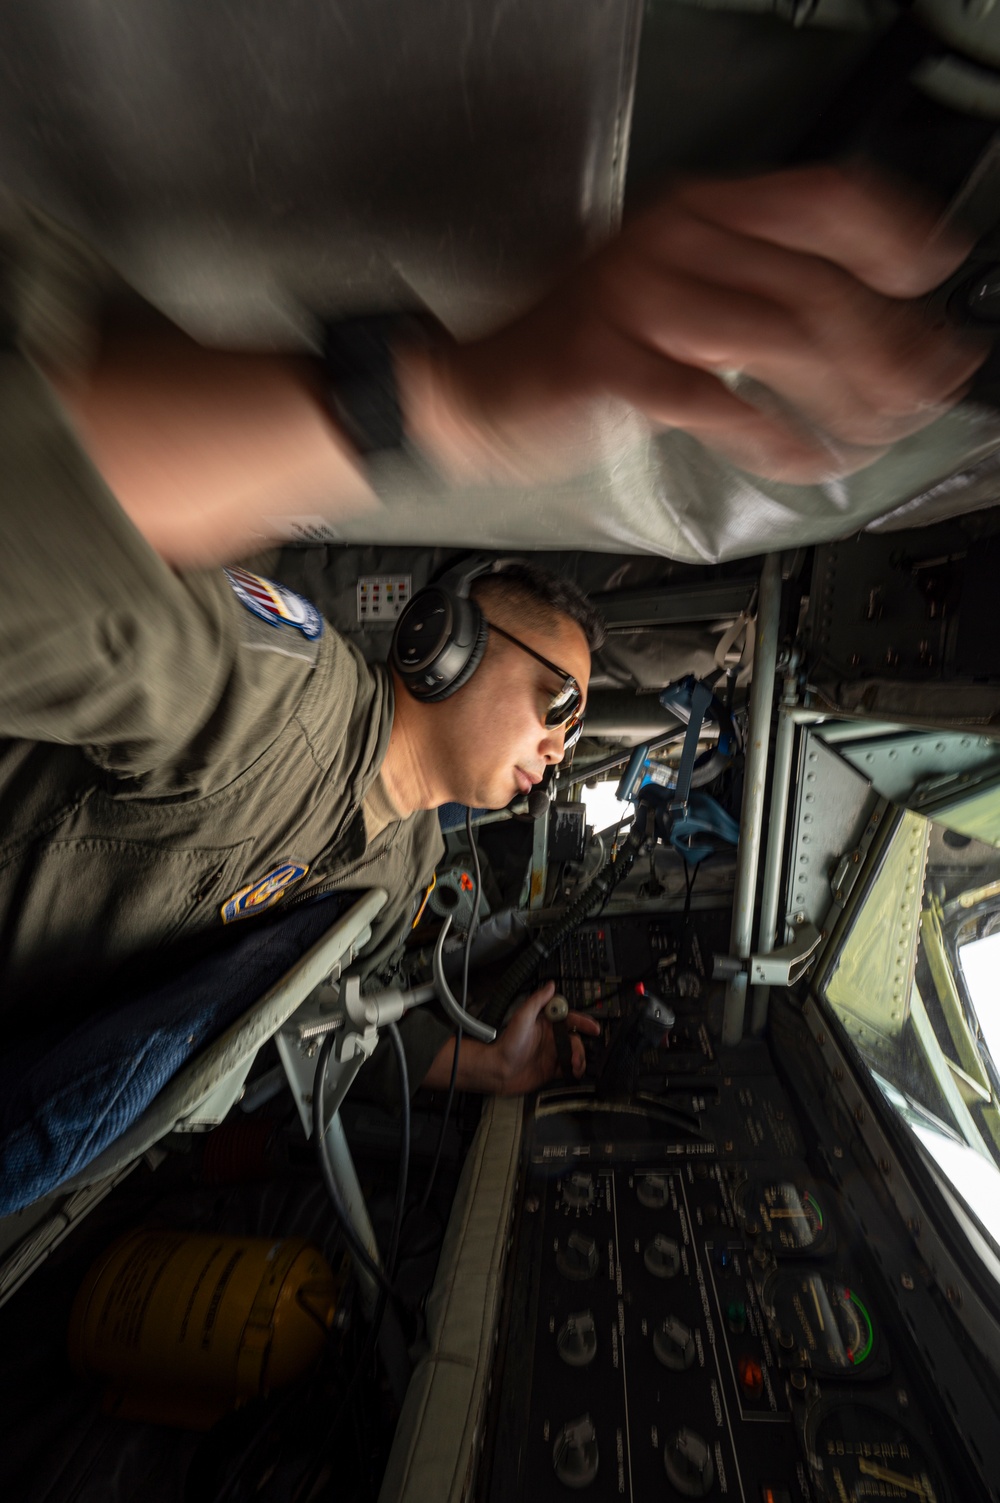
[0,345,242,772]
[358,1005,456,1109]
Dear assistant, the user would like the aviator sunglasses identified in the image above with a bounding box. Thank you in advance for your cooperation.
[485,620,585,743]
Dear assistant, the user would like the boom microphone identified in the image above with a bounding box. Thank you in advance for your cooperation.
[527,765,558,819]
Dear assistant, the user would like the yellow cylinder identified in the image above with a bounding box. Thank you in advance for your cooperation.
[68,1229,338,1427]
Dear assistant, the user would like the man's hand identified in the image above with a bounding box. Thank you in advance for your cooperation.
[490,981,602,1096]
[52,164,988,567]
[416,165,988,485]
[421,979,601,1097]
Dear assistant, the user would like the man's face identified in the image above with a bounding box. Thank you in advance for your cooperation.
[442,609,591,810]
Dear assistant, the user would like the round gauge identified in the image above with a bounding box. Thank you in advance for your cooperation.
[765,1272,878,1376]
[739,1178,832,1256]
[805,1400,949,1503]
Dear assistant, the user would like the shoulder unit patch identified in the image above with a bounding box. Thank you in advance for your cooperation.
[224,567,324,641]
[221,860,310,924]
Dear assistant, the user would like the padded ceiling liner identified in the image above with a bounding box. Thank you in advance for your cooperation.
[0,0,641,344]
[1,2,998,561]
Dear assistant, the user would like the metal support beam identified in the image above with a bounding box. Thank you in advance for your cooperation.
[595,579,756,629]
[722,553,782,1046]
[529,800,550,909]
[577,691,685,740]
[749,673,798,1036]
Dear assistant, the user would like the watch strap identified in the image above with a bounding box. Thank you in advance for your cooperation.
[321,313,428,456]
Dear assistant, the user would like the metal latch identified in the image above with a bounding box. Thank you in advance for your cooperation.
[749,922,823,986]
[714,920,823,990]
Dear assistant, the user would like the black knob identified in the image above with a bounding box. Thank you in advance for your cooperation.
[643,1234,681,1279]
[553,1414,599,1488]
[637,1174,670,1209]
[557,1231,599,1281]
[653,1315,696,1371]
[562,1172,596,1209]
[664,1427,715,1498]
[557,1311,598,1368]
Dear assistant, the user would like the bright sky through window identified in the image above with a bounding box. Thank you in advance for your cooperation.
[579,780,631,835]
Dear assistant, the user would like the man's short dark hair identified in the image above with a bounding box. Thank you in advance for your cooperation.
[472,562,606,654]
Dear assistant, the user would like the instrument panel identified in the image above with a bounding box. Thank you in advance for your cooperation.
[478,913,990,1503]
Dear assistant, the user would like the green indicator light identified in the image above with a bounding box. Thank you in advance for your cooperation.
[847,1290,874,1365]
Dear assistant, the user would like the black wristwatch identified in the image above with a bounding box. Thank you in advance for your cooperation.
[320,313,430,456]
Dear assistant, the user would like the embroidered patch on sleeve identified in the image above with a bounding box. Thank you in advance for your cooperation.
[221,860,310,924]
[224,567,324,641]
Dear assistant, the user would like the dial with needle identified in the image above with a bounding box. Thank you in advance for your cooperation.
[857,1457,935,1500]
[810,1280,826,1332]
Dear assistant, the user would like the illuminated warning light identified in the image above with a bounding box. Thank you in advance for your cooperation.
[738,1355,763,1397]
[460,872,474,892]
[726,1300,747,1333]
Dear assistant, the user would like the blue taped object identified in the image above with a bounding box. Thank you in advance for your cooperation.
[635,786,739,866]
[0,895,349,1214]
[616,744,651,804]
[615,676,739,805]
[669,792,740,865]
[670,679,714,811]
[658,674,703,718]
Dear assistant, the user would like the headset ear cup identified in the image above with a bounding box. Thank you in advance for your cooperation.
[432,608,489,699]
[390,587,489,702]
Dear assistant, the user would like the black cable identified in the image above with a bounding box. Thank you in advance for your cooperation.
[481,824,641,1029]
[418,806,480,1211]
[312,1032,398,1304]
[678,855,702,973]
[203,1025,410,1503]
[281,1026,413,1503]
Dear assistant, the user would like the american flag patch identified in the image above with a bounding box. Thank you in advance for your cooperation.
[224,567,323,641]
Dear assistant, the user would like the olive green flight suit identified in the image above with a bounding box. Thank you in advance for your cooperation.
[0,330,450,1096]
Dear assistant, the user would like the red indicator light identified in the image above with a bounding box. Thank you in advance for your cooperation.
[738,1356,763,1397]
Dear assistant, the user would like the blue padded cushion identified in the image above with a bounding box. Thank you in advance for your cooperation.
[437,803,491,833]
[0,895,348,1214]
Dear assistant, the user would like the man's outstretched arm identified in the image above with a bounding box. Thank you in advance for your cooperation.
[421,981,602,1096]
[48,165,986,568]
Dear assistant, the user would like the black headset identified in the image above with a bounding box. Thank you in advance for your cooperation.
[390,555,503,702]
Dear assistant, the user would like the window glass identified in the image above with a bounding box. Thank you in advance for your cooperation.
[818,811,1000,1259]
